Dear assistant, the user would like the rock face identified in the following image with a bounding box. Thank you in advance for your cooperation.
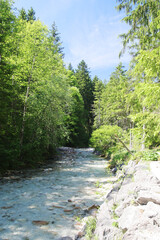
[94,160,160,240]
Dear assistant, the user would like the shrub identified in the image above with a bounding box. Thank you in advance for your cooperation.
[142,150,158,161]
[108,150,129,169]
[90,125,123,154]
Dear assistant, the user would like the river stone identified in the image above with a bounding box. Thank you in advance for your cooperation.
[32,220,49,226]
[137,191,160,205]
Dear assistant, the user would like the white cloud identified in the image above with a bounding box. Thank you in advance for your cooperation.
[65,14,131,70]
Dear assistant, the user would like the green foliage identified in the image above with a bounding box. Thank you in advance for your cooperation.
[141,150,159,162]
[19,7,36,21]
[116,0,160,56]
[51,21,64,56]
[0,1,95,171]
[115,0,160,152]
[94,63,130,130]
[85,217,97,240]
[92,76,105,129]
[95,180,102,188]
[108,150,129,169]
[131,149,159,163]
[112,221,119,228]
[90,125,123,154]
[75,60,94,143]
[90,125,122,150]
[0,1,76,170]
[65,86,88,147]
[112,203,119,220]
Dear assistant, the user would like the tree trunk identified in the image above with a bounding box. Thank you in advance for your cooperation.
[130,122,133,151]
[141,106,146,151]
[19,57,35,159]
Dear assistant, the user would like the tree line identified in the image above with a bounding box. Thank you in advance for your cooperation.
[1,0,160,171]
[91,0,160,165]
[0,0,102,170]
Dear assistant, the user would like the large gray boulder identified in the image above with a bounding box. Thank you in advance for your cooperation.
[118,206,143,231]
[123,224,160,240]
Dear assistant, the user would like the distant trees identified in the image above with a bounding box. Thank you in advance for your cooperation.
[19,7,36,21]
[66,60,95,147]
[92,63,130,130]
[65,86,87,147]
[51,22,64,57]
[75,60,94,142]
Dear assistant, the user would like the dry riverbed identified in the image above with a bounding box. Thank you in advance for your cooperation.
[0,148,112,240]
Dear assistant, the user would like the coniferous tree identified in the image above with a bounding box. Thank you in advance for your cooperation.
[51,22,64,56]
[27,7,36,21]
[116,0,160,150]
[75,60,94,143]
[19,7,36,21]
[65,86,87,147]
[68,63,75,73]
[100,63,130,129]
[19,8,27,20]
[92,76,105,129]
[116,0,160,57]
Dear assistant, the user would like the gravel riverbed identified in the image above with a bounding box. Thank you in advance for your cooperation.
[0,148,112,240]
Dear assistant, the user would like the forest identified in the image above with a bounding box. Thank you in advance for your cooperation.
[0,0,160,171]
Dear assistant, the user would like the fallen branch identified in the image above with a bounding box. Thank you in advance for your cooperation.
[115,134,134,156]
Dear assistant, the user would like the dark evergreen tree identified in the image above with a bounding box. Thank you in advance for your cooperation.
[92,76,105,129]
[19,8,27,20]
[51,22,64,57]
[27,7,36,21]
[98,63,130,129]
[75,60,94,143]
[68,63,75,73]
[65,87,88,147]
[19,7,36,21]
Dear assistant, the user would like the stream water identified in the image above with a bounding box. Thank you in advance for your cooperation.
[0,148,112,240]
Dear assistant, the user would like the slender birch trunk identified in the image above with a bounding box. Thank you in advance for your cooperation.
[141,106,146,151]
[130,122,133,151]
[19,57,35,159]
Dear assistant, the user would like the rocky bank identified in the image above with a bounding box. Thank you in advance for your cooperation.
[93,160,160,240]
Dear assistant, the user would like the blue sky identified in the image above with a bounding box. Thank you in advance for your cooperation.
[14,0,131,81]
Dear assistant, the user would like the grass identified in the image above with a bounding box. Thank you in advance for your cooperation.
[85,216,97,240]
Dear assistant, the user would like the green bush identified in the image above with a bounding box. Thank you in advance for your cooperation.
[142,150,158,161]
[108,150,129,169]
[90,125,123,154]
